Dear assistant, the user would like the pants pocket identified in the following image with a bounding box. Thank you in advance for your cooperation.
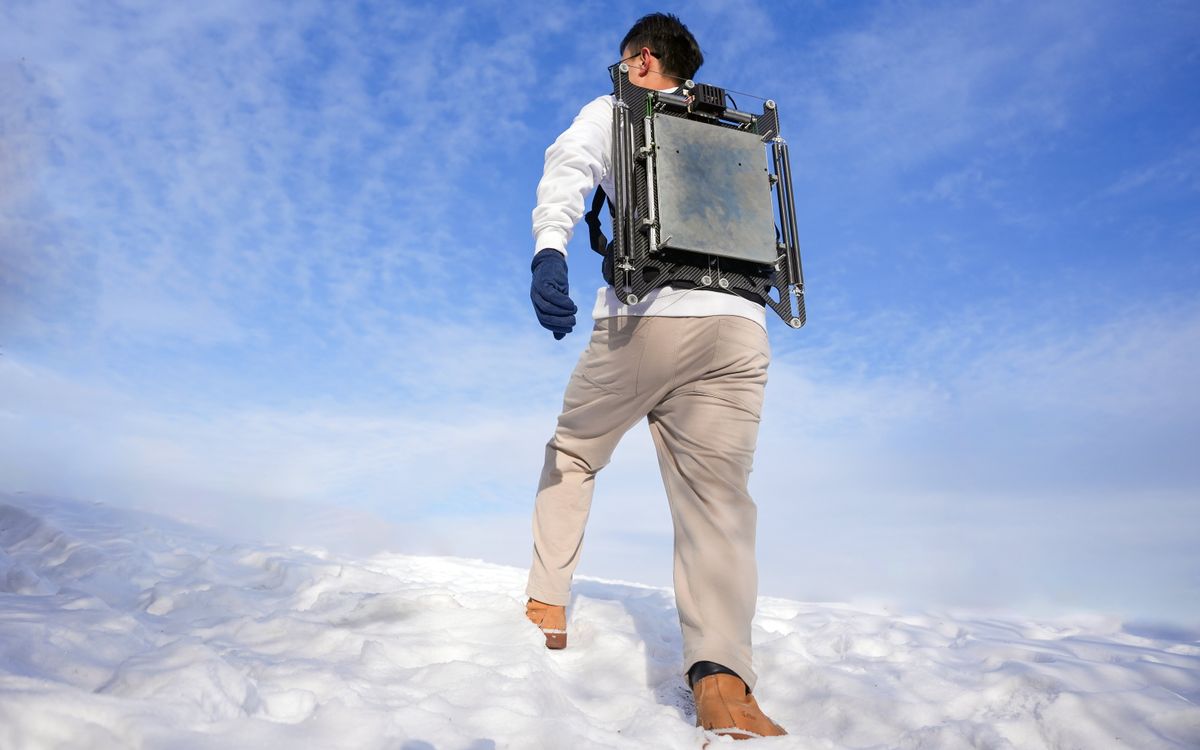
[576,322,647,396]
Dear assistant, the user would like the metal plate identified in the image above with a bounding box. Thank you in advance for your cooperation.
[653,114,777,264]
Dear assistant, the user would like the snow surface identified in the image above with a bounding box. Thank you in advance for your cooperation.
[0,493,1197,749]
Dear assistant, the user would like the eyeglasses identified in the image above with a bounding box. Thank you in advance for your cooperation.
[607,50,661,79]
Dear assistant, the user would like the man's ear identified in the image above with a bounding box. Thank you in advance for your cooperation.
[637,46,654,77]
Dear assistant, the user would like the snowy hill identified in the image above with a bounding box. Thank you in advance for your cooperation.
[0,493,1197,749]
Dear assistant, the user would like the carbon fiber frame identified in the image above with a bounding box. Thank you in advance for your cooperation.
[609,65,806,329]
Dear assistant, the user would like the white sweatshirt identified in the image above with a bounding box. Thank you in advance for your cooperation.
[532,94,768,331]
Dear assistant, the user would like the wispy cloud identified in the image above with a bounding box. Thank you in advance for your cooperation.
[1,1,582,355]
[778,2,1171,176]
[1102,137,1200,197]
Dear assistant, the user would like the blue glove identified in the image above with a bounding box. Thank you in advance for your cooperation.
[530,249,577,340]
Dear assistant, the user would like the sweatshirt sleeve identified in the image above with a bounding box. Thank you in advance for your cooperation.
[531,95,614,257]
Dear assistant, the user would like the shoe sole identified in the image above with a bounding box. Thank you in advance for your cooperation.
[542,628,567,649]
[707,727,762,740]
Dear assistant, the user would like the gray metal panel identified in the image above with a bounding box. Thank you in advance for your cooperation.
[654,115,777,265]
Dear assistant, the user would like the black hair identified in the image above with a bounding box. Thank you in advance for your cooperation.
[620,12,704,81]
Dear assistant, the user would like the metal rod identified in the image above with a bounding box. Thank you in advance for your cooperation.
[771,142,793,279]
[778,142,804,291]
[619,107,635,257]
[612,102,632,282]
[773,140,804,290]
[721,109,754,124]
[643,116,657,252]
[656,91,690,108]
[611,106,625,262]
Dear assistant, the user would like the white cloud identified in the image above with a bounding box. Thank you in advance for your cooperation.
[754,0,1197,219]
[1102,138,1200,197]
[3,299,1198,621]
[747,300,1200,619]
[0,1,588,357]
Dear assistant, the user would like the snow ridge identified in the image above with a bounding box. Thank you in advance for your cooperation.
[1,494,1198,749]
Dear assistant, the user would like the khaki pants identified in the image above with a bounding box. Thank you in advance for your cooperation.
[526,314,770,691]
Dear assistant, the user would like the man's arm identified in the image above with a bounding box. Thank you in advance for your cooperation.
[531,95,614,257]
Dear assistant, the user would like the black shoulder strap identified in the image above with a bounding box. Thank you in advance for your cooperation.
[584,187,611,256]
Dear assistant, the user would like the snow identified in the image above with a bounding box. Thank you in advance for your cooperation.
[1,493,1197,749]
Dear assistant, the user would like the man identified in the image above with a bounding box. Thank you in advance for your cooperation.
[523,13,787,740]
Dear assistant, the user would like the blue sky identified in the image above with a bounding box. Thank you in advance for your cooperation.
[2,1,1198,625]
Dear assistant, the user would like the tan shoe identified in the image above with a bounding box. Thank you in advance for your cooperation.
[525,598,567,649]
[693,673,787,740]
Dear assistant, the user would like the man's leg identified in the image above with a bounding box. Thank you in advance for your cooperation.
[526,318,659,607]
[646,316,769,692]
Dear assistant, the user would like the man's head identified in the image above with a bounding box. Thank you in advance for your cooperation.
[619,12,703,90]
